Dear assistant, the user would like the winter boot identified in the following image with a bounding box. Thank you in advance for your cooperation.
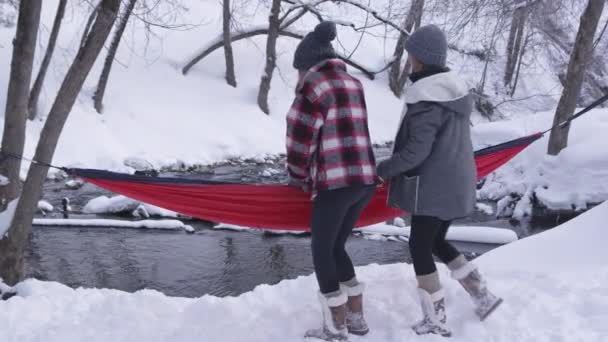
[412,288,452,337]
[341,279,369,336]
[0,281,17,301]
[449,256,503,321]
[305,290,349,341]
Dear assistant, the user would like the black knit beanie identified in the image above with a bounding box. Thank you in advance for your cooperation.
[293,21,337,71]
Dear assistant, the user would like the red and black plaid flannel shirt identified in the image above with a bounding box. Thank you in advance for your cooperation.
[286,59,377,192]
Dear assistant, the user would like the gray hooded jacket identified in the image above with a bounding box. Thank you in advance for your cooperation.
[377,71,476,220]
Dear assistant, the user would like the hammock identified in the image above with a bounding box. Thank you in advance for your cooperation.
[68,133,543,231]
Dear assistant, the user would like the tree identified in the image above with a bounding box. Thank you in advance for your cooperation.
[0,0,120,285]
[257,0,281,115]
[547,0,605,156]
[223,0,237,87]
[0,0,41,209]
[93,0,137,114]
[504,0,530,88]
[388,0,424,97]
[28,0,67,120]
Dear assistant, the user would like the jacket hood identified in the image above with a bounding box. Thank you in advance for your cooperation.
[403,71,472,115]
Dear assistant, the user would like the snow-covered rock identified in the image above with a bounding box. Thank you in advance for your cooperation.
[65,179,84,190]
[37,200,54,216]
[83,195,178,218]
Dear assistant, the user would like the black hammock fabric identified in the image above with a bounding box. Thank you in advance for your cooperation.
[69,133,543,231]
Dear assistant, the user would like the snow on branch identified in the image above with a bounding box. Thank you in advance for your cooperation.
[33,218,195,233]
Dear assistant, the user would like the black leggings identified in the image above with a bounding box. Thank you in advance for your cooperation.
[409,215,461,276]
[311,185,376,294]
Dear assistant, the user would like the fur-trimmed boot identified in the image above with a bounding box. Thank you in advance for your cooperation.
[449,256,503,321]
[0,281,17,301]
[305,291,349,341]
[412,288,452,337]
[341,279,369,336]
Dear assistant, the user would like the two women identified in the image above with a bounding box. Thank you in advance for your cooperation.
[287,22,501,340]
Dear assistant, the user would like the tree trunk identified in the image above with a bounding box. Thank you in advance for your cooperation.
[547,0,605,156]
[223,0,237,87]
[93,0,137,114]
[257,0,281,115]
[81,1,101,49]
[388,0,424,97]
[28,0,67,120]
[0,0,120,285]
[504,2,528,87]
[0,0,41,209]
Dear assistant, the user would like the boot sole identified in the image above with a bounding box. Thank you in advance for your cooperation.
[414,329,452,338]
[479,298,503,321]
[348,328,369,336]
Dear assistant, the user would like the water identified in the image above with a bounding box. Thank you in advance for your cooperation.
[25,224,492,298]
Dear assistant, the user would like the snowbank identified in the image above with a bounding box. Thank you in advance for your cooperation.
[360,224,517,244]
[33,218,194,233]
[475,109,608,214]
[83,195,179,218]
[1,202,606,341]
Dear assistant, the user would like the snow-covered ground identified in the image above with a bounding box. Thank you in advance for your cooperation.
[1,200,606,342]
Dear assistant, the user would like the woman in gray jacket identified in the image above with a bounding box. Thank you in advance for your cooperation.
[377,25,502,337]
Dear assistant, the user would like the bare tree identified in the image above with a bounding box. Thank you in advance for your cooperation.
[81,1,101,48]
[257,0,281,115]
[28,0,67,120]
[93,0,137,114]
[504,0,530,88]
[0,0,41,209]
[388,0,423,97]
[547,0,605,156]
[0,0,120,285]
[223,0,237,87]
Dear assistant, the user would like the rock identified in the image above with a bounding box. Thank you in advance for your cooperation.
[38,200,54,216]
[65,179,85,190]
[124,157,155,172]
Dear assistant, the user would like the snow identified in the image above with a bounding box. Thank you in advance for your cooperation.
[37,200,54,213]
[1,203,606,341]
[83,195,178,218]
[360,224,518,244]
[475,109,608,212]
[32,218,194,233]
[0,198,18,237]
[475,202,494,216]
[214,222,516,244]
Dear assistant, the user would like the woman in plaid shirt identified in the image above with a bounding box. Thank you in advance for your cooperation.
[286,21,377,341]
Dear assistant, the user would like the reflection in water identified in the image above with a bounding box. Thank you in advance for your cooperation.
[25,225,495,298]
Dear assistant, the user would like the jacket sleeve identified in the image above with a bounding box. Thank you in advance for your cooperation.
[286,94,324,184]
[377,104,444,180]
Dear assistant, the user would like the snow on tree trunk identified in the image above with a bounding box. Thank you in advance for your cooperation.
[388,0,424,97]
[28,0,67,120]
[547,0,605,156]
[0,0,41,209]
[93,0,136,114]
[80,2,101,49]
[0,0,120,285]
[257,0,281,115]
[223,0,237,87]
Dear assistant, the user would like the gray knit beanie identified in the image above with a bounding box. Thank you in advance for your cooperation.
[293,21,337,71]
[405,24,448,67]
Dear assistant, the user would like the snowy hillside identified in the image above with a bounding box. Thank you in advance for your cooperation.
[0,0,567,172]
[2,199,606,342]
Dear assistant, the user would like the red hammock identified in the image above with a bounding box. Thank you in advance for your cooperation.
[69,133,543,231]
